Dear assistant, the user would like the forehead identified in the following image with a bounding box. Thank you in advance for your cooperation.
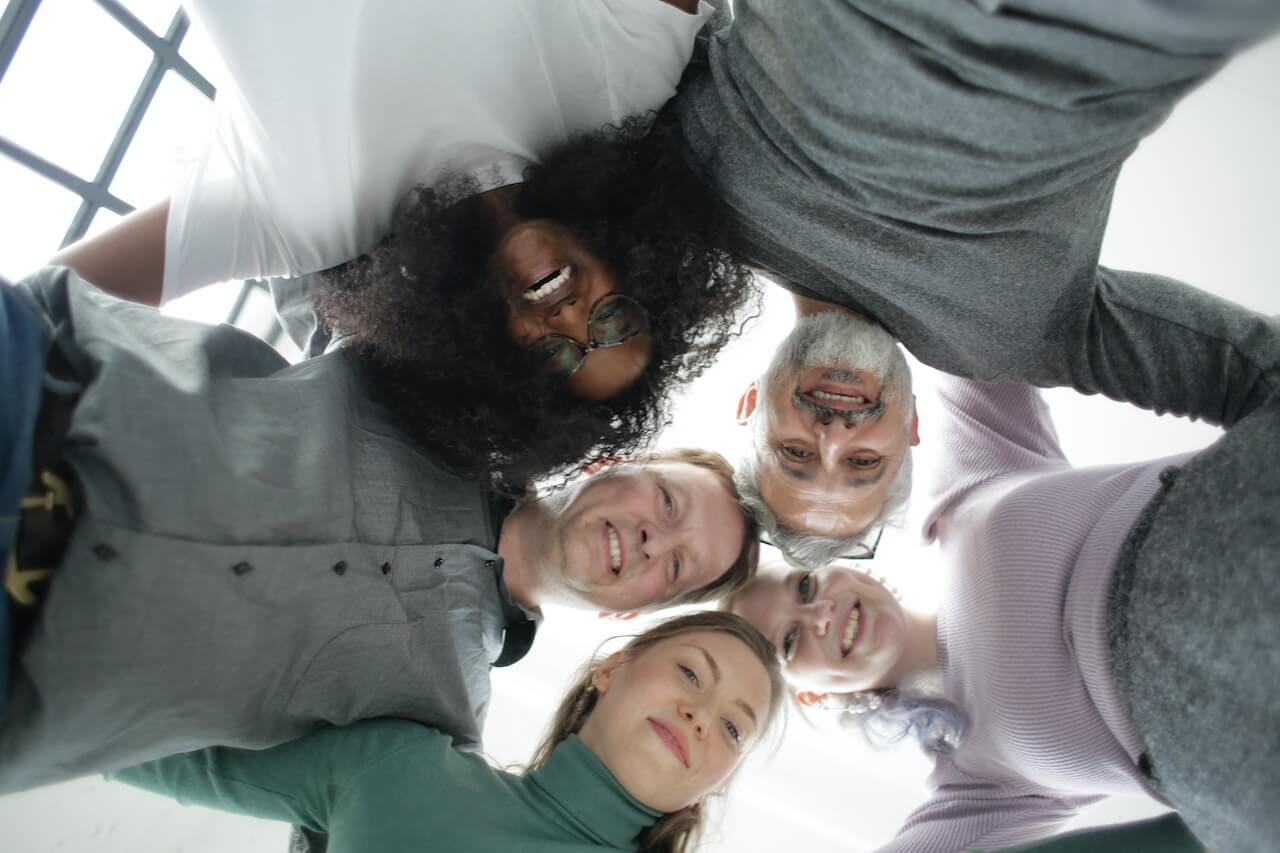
[758,461,884,537]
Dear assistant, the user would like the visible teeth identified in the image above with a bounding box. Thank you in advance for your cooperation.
[522,266,572,302]
[812,389,867,405]
[842,604,860,655]
[607,525,621,574]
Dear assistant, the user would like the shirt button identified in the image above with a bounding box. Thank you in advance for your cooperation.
[332,561,347,576]
[231,562,253,576]
[433,557,444,568]
[92,543,118,561]
[381,562,392,575]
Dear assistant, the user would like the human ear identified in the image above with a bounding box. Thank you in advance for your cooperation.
[597,611,641,621]
[794,690,830,708]
[736,382,759,425]
[582,455,623,476]
[591,651,627,694]
[908,398,921,446]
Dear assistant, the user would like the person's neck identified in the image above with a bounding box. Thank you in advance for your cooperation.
[883,608,940,687]
[497,502,542,610]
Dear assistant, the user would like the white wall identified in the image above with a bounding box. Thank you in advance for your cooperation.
[3,28,1276,853]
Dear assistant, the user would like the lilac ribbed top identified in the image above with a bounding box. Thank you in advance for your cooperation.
[879,378,1188,853]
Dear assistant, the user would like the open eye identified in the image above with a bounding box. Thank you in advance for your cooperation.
[781,445,813,461]
[671,554,682,584]
[797,572,815,602]
[661,487,674,516]
[781,627,798,662]
[851,456,880,469]
[678,664,699,687]
[723,717,742,745]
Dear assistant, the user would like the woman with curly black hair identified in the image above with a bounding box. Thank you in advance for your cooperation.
[321,111,756,489]
[52,0,757,489]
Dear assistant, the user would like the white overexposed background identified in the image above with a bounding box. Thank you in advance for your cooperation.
[1,2,1277,851]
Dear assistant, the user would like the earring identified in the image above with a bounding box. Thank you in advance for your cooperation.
[841,691,884,715]
[807,690,883,714]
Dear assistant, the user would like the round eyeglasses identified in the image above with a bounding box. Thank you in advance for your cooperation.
[533,293,651,385]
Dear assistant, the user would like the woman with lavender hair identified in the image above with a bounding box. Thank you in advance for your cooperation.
[731,372,1279,852]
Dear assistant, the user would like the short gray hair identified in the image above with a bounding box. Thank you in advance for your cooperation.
[734,448,914,569]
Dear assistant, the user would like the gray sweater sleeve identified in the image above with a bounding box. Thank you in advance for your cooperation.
[1020,266,1280,430]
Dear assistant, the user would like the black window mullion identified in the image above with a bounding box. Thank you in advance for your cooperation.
[62,8,210,246]
[0,134,133,215]
[92,0,214,97]
[0,0,42,87]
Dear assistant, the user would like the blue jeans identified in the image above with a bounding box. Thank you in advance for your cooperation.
[1,283,47,713]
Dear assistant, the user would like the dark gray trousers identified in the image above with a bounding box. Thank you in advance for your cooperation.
[1110,390,1280,853]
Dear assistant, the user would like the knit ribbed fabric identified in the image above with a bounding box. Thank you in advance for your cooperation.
[881,378,1189,853]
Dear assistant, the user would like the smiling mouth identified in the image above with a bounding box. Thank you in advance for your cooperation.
[605,522,623,577]
[523,264,573,303]
[840,601,863,657]
[810,389,870,406]
[648,718,689,768]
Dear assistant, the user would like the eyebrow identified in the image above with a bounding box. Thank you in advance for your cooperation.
[777,461,814,482]
[844,466,887,488]
[692,644,759,729]
[697,646,721,683]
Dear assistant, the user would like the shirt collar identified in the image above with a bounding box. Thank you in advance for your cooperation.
[527,734,661,848]
[488,492,541,667]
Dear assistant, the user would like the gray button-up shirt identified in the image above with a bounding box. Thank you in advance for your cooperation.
[1,268,534,794]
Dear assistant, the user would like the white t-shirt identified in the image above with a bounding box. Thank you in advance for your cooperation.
[164,0,712,302]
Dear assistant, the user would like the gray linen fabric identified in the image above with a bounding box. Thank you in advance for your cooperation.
[0,267,520,794]
[1109,391,1280,853]
[676,0,1280,424]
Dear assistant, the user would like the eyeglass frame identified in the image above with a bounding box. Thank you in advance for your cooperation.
[531,292,651,383]
[758,524,884,561]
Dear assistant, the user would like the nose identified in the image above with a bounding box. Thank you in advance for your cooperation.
[542,297,591,344]
[803,599,834,638]
[638,523,674,564]
[679,698,710,740]
[816,427,853,471]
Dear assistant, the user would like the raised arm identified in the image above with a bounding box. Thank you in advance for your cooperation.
[48,199,169,306]
[1024,266,1279,430]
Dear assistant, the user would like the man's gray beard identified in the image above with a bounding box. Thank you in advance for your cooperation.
[761,310,913,417]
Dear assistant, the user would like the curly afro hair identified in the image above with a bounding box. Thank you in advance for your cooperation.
[319,108,759,493]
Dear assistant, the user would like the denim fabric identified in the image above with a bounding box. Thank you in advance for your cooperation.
[1,284,48,713]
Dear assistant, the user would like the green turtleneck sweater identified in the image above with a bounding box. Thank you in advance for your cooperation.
[111,720,660,852]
